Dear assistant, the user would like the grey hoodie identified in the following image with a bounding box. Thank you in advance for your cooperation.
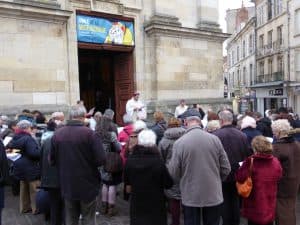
[158,127,185,199]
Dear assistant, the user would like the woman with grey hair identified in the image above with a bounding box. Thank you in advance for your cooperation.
[7,120,41,214]
[124,129,173,225]
[272,119,300,225]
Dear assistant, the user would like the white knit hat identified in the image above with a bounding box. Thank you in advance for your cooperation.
[241,116,257,130]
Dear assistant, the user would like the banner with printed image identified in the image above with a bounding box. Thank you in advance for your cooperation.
[76,14,135,46]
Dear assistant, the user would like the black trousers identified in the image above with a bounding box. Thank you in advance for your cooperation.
[48,188,64,225]
[64,198,96,225]
[183,204,222,225]
[221,182,240,225]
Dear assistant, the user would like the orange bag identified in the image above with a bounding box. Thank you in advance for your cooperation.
[236,157,254,198]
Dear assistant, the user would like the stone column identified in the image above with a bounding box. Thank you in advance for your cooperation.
[197,0,221,32]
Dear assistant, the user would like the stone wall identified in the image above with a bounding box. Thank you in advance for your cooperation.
[0,1,71,114]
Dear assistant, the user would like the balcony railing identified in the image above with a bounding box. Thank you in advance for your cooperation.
[257,40,284,57]
[255,72,284,84]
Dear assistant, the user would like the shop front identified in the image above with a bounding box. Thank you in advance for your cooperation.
[255,86,287,114]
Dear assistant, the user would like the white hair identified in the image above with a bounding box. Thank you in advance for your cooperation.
[133,120,147,132]
[138,129,157,147]
[271,119,292,134]
[241,116,257,130]
[206,120,221,132]
[69,105,86,119]
[51,112,64,119]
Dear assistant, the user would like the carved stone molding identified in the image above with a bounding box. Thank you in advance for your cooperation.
[91,0,124,15]
[13,0,61,9]
[144,13,182,28]
[0,1,72,23]
[144,14,229,42]
[197,20,222,32]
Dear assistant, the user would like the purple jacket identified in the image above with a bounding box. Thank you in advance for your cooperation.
[213,125,250,182]
[51,120,105,202]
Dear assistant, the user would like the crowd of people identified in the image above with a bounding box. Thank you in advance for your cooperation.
[0,96,300,225]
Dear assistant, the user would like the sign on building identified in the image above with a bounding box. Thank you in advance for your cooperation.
[76,15,135,46]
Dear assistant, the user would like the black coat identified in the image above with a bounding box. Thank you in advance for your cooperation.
[213,125,250,182]
[149,120,167,145]
[256,117,273,138]
[7,131,40,181]
[0,141,9,186]
[51,120,106,202]
[124,145,173,225]
[40,132,59,189]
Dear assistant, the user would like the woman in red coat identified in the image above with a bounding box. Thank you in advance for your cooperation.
[236,135,282,225]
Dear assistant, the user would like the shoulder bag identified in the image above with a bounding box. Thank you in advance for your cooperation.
[236,157,254,198]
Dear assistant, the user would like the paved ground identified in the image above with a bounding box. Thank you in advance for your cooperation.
[2,187,300,225]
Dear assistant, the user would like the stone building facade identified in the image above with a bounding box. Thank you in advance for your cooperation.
[253,0,300,114]
[0,0,229,123]
[227,16,256,114]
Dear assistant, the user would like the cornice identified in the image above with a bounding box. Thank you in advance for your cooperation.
[145,25,230,42]
[144,16,229,42]
[0,0,72,23]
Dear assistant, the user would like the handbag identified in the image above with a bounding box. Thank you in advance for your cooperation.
[104,133,123,173]
[236,157,254,198]
[104,151,123,173]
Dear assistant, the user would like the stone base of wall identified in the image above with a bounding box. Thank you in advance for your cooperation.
[146,98,232,117]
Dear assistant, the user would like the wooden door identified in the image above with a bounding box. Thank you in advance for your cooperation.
[114,53,134,125]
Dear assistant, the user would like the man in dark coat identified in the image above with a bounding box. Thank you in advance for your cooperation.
[51,105,106,225]
[40,120,63,225]
[213,110,250,225]
[0,140,9,225]
[254,112,273,137]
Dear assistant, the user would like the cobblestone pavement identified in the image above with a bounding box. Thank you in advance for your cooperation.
[3,187,300,225]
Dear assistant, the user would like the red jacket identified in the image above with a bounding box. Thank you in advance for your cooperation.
[236,153,282,224]
[117,124,133,165]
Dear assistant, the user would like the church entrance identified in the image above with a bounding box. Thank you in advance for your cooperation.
[76,10,135,125]
[78,48,134,125]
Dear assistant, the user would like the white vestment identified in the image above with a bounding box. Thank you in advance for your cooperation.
[126,98,147,121]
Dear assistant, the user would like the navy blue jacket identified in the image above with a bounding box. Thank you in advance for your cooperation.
[242,127,262,149]
[7,131,41,181]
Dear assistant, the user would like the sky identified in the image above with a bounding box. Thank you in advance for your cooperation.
[219,0,254,32]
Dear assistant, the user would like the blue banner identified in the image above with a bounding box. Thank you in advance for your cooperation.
[76,15,135,46]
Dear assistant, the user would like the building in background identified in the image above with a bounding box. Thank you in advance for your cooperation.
[253,0,289,114]
[288,0,300,113]
[226,0,300,114]
[226,6,255,34]
[0,0,229,123]
[226,4,256,114]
